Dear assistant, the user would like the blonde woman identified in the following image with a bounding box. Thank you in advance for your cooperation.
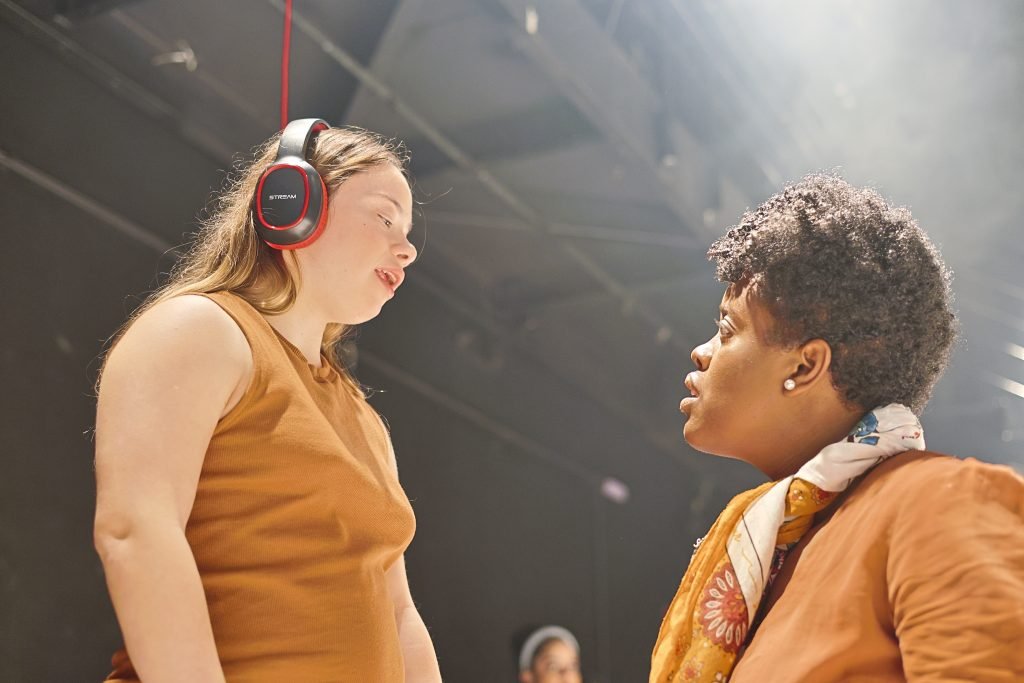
[94,121,441,682]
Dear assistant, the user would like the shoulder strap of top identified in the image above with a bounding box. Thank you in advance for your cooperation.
[193,291,290,431]
[196,291,281,360]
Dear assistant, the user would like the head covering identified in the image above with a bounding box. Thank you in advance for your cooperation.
[650,404,925,682]
[519,625,580,672]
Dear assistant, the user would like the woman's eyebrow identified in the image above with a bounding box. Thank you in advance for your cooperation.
[373,191,405,214]
[720,304,743,326]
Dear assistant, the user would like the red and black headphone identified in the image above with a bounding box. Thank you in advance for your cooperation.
[252,118,330,250]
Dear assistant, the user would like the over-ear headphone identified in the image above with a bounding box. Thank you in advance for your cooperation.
[252,118,330,250]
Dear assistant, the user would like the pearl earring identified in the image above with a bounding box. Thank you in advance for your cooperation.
[783,379,796,391]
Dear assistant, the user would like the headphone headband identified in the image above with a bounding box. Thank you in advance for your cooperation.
[277,118,330,161]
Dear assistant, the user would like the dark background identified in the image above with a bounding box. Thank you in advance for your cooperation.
[2,0,1022,681]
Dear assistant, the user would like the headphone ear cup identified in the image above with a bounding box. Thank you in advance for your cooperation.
[252,118,330,250]
[253,157,327,250]
[290,175,330,250]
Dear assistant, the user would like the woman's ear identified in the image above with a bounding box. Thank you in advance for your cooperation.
[785,338,833,393]
[519,671,534,683]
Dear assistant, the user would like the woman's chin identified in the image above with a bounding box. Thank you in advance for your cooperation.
[682,415,702,447]
[682,417,729,457]
[341,303,384,325]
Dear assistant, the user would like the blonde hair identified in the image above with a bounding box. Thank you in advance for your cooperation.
[103,126,408,390]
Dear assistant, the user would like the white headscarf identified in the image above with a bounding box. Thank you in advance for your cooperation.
[519,625,580,672]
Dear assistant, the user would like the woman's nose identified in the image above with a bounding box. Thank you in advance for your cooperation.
[691,339,713,371]
[395,236,417,266]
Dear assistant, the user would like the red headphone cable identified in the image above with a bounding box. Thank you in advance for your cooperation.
[280,0,293,128]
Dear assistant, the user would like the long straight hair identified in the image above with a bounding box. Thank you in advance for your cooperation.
[101,126,408,390]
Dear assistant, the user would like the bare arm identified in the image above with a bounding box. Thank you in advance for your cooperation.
[381,429,442,682]
[94,295,251,683]
[387,555,442,683]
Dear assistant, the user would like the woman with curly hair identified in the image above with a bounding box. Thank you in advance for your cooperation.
[93,121,441,682]
[650,175,1024,682]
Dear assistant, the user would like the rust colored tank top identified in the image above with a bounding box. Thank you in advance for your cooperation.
[107,291,415,682]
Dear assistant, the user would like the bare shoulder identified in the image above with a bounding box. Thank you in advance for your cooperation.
[118,294,247,356]
[101,294,252,414]
[95,294,254,527]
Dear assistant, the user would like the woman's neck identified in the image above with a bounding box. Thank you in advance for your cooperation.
[263,296,327,367]
[759,403,865,480]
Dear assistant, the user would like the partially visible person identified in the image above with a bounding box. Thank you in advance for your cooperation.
[650,174,1024,682]
[518,625,583,683]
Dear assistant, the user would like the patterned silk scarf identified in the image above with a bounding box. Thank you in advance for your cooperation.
[649,404,925,682]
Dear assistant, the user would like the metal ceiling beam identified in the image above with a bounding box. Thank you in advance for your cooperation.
[359,349,601,483]
[984,372,1024,400]
[0,145,176,254]
[428,209,700,250]
[409,269,686,457]
[604,0,628,34]
[491,0,722,234]
[107,8,274,132]
[404,95,602,176]
[52,0,136,21]
[0,0,235,164]
[663,0,817,169]
[528,269,714,316]
[961,267,1024,304]
[958,295,1024,338]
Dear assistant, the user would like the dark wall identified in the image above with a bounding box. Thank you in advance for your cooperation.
[0,17,706,683]
[0,18,225,681]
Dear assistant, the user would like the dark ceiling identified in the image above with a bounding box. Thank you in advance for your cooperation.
[2,0,1022,681]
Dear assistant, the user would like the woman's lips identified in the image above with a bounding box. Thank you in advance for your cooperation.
[375,268,397,296]
[680,372,701,414]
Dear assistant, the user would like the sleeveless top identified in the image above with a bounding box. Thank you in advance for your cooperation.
[107,291,416,682]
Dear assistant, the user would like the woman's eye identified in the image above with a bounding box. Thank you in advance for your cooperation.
[714,318,731,336]
[380,216,393,228]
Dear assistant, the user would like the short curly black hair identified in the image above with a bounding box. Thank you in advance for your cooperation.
[707,174,957,414]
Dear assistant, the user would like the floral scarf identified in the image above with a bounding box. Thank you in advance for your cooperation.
[650,404,925,682]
